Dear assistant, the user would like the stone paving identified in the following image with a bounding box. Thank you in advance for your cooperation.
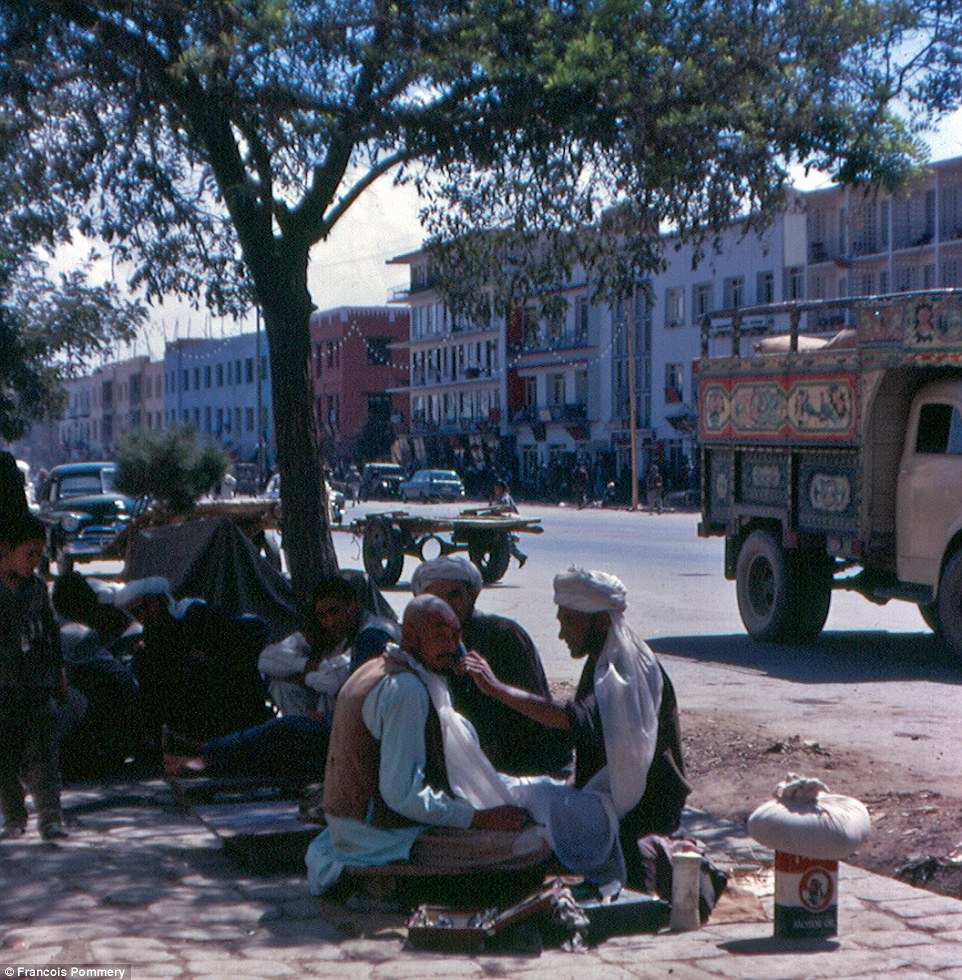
[0,780,959,979]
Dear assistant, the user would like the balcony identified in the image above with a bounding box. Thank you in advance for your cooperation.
[512,402,589,424]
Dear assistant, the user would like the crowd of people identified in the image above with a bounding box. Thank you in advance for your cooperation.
[1,444,690,898]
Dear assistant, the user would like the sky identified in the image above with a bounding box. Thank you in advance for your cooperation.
[103,107,962,361]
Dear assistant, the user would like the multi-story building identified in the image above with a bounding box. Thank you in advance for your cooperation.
[388,205,808,493]
[309,306,409,465]
[805,155,962,319]
[388,250,510,483]
[163,331,274,470]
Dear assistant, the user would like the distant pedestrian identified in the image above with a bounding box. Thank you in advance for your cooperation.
[646,465,664,514]
[572,462,590,509]
[490,480,527,568]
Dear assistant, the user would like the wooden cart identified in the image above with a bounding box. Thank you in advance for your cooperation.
[345,509,543,587]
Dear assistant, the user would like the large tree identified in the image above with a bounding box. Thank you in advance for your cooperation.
[1,0,958,596]
[0,114,143,440]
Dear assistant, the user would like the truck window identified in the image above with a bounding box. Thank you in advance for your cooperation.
[915,403,962,455]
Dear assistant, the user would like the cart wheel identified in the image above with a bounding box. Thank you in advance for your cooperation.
[468,533,511,584]
[363,519,405,588]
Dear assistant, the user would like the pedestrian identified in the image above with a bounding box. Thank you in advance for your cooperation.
[0,513,68,840]
[646,464,664,514]
[489,479,527,568]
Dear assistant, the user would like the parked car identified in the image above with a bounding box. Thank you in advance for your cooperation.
[398,469,466,502]
[360,462,404,500]
[39,462,135,573]
[264,473,344,525]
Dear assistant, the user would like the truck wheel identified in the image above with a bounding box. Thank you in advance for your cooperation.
[468,533,511,583]
[790,555,833,644]
[362,519,405,588]
[735,529,797,643]
[936,551,962,659]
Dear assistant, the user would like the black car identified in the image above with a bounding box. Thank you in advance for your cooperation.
[360,462,404,500]
[39,462,135,573]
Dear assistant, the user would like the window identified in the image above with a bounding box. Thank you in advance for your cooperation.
[574,295,589,341]
[246,407,255,432]
[692,283,712,324]
[756,271,774,305]
[204,366,212,388]
[665,363,684,404]
[182,369,189,392]
[916,403,962,455]
[205,407,212,432]
[665,287,685,328]
[366,337,391,366]
[216,408,223,433]
[523,376,537,408]
[548,373,566,406]
[245,358,254,384]
[785,266,804,301]
[723,276,744,309]
[216,364,224,387]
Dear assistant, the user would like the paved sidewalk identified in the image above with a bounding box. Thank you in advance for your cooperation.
[0,780,959,979]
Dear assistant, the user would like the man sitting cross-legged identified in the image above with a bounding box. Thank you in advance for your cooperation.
[306,594,538,897]
[163,575,398,783]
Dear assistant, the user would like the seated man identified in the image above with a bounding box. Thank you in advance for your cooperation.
[406,556,569,776]
[461,566,690,889]
[259,575,398,717]
[163,575,399,781]
[113,577,273,746]
[51,572,143,776]
[306,594,534,897]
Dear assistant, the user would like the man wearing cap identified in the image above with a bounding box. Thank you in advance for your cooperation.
[307,594,539,896]
[462,566,690,888]
[406,556,569,777]
[112,577,273,748]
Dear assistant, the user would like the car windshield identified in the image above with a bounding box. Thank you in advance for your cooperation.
[57,468,117,498]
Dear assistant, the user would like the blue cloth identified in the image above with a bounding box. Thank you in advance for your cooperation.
[306,671,474,895]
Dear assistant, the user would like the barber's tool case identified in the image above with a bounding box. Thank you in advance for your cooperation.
[407,882,563,951]
[406,881,670,951]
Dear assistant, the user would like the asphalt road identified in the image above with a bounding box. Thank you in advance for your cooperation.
[333,500,962,795]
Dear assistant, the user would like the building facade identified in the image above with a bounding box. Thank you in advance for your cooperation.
[309,306,409,466]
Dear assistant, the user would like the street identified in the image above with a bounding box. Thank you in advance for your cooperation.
[333,501,962,796]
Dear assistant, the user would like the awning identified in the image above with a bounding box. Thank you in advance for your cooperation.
[566,425,591,442]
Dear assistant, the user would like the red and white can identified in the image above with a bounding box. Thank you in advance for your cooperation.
[773,852,838,938]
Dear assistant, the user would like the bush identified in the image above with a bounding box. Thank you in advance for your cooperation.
[114,425,228,514]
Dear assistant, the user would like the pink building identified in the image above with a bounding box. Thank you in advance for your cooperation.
[309,306,409,464]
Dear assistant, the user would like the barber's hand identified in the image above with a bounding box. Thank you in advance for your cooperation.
[470,804,530,832]
[459,651,501,696]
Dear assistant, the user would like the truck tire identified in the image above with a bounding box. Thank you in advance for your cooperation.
[362,519,405,588]
[791,555,833,644]
[736,530,796,642]
[936,551,962,659]
[918,602,941,635]
[736,532,831,645]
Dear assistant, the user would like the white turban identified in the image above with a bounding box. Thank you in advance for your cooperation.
[111,577,175,612]
[410,556,483,596]
[553,566,628,614]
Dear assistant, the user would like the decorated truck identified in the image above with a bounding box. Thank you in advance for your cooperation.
[695,289,962,659]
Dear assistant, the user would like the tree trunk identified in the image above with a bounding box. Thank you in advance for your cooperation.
[257,250,337,602]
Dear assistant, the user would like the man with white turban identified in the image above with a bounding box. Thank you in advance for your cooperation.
[461,566,689,889]
[113,577,273,750]
[406,556,569,776]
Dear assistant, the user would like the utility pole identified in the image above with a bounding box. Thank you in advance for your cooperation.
[625,292,640,511]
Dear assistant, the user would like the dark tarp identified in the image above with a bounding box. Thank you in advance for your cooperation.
[123,517,396,643]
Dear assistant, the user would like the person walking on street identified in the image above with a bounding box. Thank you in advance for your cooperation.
[646,464,664,514]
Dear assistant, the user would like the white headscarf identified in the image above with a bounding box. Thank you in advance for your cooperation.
[111,577,175,614]
[410,556,483,596]
[554,566,664,819]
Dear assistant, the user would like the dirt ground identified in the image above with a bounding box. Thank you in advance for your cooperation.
[680,707,962,901]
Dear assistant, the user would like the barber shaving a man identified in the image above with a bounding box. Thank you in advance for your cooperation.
[306,594,536,896]
[461,566,690,890]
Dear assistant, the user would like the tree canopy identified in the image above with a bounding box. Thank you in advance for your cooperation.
[1,0,960,593]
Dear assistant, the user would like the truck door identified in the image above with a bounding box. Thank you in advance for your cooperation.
[896,383,962,589]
